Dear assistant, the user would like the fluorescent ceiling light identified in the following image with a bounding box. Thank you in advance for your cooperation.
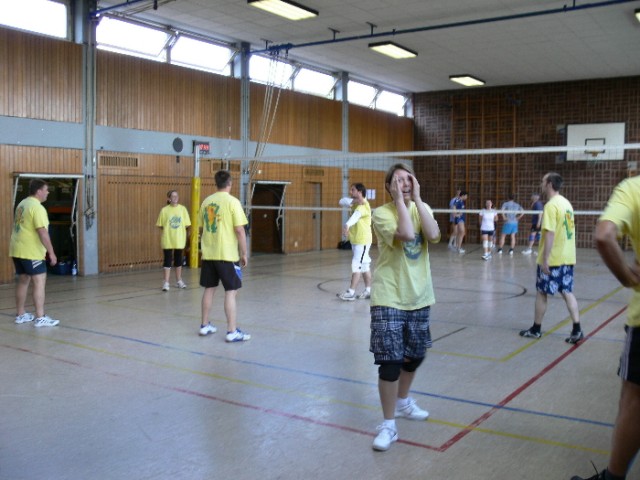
[368,41,417,59]
[635,8,640,23]
[248,0,318,20]
[449,75,485,87]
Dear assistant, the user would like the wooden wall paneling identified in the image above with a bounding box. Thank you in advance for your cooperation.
[349,104,414,153]
[250,84,342,150]
[95,151,226,273]
[0,145,83,283]
[0,27,82,122]
[96,51,241,138]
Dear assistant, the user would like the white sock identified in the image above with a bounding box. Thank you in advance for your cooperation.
[396,397,410,409]
[365,287,371,293]
[347,288,355,295]
[382,418,396,430]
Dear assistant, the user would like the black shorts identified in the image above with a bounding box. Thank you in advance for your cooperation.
[200,260,242,291]
[13,258,47,275]
[619,325,640,385]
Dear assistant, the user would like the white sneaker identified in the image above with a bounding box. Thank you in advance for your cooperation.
[176,280,187,289]
[162,282,170,292]
[15,312,35,324]
[199,323,217,336]
[372,424,398,451]
[509,249,514,256]
[357,290,371,300]
[337,291,356,301]
[34,316,59,328]
[458,248,465,254]
[226,329,251,342]
[522,249,532,255]
[395,398,429,421]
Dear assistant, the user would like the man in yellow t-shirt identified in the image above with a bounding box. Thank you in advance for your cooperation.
[572,176,640,480]
[198,170,250,343]
[520,172,582,343]
[9,179,59,327]
[156,190,191,291]
[337,183,373,301]
[369,163,440,452]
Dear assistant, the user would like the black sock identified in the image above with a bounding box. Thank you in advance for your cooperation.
[604,468,627,480]
[604,468,625,480]
[530,324,541,334]
[571,323,581,335]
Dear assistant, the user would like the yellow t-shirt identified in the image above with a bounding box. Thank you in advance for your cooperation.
[156,204,191,249]
[537,194,576,266]
[371,201,437,310]
[348,200,372,245]
[200,191,248,261]
[599,176,640,327]
[9,196,49,260]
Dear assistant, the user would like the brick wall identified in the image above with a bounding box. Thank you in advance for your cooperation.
[413,76,640,248]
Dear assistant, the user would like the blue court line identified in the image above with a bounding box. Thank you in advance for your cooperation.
[61,324,614,429]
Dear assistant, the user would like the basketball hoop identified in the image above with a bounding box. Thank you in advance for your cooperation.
[585,150,602,159]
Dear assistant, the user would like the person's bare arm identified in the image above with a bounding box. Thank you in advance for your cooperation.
[37,227,57,266]
[234,225,248,267]
[595,220,640,288]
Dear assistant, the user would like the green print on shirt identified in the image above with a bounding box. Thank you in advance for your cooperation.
[403,233,423,260]
[13,206,24,233]
[169,216,182,229]
[563,210,574,240]
[203,204,220,233]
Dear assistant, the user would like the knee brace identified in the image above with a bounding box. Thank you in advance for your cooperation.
[378,363,402,382]
[401,357,424,373]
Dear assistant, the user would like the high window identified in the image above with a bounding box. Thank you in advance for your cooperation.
[0,0,67,39]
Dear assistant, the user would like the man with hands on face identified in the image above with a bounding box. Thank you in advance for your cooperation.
[369,163,440,452]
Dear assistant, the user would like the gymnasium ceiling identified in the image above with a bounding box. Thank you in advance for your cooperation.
[95,0,640,94]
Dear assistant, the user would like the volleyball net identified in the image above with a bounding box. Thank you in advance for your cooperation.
[212,144,639,252]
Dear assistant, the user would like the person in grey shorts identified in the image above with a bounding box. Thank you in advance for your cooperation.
[369,163,440,452]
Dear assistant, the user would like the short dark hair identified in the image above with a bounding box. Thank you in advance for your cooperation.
[29,179,47,196]
[545,172,563,192]
[460,191,468,196]
[352,183,367,196]
[214,170,232,189]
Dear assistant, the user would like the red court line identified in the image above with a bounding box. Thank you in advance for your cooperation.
[1,343,440,450]
[3,305,627,453]
[438,304,628,452]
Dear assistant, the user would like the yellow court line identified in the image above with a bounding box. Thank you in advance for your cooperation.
[1,327,379,413]
[502,285,624,361]
[1,326,613,454]
[431,418,610,456]
[430,286,624,362]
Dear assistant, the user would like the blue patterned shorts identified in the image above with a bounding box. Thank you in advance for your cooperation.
[536,264,574,295]
[369,306,432,364]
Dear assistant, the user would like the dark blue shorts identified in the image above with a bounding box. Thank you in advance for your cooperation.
[369,306,432,364]
[536,264,574,295]
[13,258,47,275]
